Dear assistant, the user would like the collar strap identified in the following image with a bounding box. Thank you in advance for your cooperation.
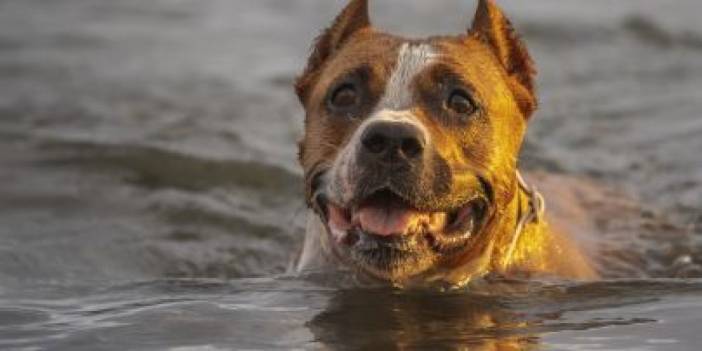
[503,170,546,266]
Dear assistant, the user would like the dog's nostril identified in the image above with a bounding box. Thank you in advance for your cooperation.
[401,137,423,159]
[362,132,387,154]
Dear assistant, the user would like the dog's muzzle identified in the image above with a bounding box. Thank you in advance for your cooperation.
[308,111,490,280]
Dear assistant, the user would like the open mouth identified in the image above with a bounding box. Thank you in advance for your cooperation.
[316,187,488,275]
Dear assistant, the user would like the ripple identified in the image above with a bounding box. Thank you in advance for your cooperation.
[0,307,50,326]
[35,140,301,194]
[623,15,702,50]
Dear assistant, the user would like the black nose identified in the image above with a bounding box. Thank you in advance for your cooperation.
[360,121,426,162]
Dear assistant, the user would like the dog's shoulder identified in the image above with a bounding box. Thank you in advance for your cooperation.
[523,171,648,279]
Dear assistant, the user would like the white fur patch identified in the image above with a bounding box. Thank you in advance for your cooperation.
[379,43,436,110]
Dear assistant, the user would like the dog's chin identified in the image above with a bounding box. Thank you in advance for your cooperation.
[315,188,488,282]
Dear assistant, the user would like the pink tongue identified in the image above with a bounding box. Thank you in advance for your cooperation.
[356,206,416,236]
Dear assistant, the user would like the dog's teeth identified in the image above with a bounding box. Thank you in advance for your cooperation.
[328,203,352,233]
[428,212,448,232]
[351,210,360,224]
[331,227,347,244]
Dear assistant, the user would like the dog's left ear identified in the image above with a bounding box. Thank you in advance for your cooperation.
[296,0,371,105]
[470,0,537,118]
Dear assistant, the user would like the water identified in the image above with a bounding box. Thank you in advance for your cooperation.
[2,277,702,350]
[0,0,701,349]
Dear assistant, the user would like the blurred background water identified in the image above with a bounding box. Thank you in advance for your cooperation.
[0,0,701,350]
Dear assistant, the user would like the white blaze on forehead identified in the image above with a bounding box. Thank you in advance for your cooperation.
[379,43,437,110]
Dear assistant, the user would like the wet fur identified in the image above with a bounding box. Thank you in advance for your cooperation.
[294,0,597,286]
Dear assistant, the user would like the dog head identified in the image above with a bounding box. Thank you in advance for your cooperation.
[296,0,537,283]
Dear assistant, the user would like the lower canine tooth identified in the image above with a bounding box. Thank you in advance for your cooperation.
[331,227,347,244]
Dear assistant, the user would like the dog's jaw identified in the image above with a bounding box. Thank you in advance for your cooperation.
[297,206,495,286]
[307,167,491,284]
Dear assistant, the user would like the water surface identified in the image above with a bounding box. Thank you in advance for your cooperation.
[1,0,701,349]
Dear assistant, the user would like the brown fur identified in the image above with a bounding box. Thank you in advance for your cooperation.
[295,0,597,286]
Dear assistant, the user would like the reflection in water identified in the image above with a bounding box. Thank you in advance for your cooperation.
[309,277,593,351]
[306,277,689,350]
[309,288,541,350]
[0,277,700,350]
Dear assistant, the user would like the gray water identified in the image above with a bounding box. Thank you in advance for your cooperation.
[0,0,701,350]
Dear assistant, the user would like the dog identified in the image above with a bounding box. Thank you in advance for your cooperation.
[293,0,598,287]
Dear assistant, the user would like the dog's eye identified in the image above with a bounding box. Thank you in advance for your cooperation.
[446,89,477,115]
[329,84,359,109]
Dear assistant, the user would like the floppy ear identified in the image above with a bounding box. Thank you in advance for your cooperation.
[470,0,537,118]
[295,0,371,104]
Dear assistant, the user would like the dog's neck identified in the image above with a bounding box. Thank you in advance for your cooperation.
[431,172,546,287]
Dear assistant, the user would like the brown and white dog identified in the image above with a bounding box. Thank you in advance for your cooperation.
[293,0,597,287]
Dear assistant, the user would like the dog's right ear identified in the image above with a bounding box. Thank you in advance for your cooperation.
[470,0,537,118]
[295,0,371,104]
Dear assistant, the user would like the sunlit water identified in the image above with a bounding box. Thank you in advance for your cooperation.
[0,0,701,350]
